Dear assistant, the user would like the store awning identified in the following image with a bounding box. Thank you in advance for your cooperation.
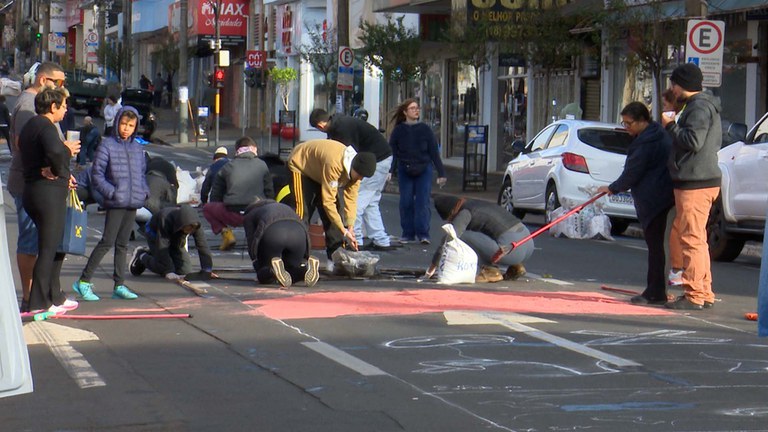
[372,0,451,15]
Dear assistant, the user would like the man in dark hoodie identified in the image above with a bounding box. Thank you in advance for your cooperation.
[430,195,533,282]
[598,102,674,305]
[309,108,395,250]
[202,136,274,251]
[130,204,213,280]
[661,63,721,311]
[243,198,319,288]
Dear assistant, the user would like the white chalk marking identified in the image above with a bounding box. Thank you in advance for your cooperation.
[450,312,642,368]
[525,272,573,286]
[302,341,387,376]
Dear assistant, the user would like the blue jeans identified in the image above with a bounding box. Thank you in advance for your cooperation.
[398,164,433,240]
[759,211,768,336]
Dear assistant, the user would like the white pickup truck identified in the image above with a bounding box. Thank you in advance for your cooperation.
[708,112,768,261]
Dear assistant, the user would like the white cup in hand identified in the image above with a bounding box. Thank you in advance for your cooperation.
[66,130,80,142]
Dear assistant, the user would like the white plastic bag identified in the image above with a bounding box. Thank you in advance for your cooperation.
[437,224,478,285]
[0,78,22,97]
[175,167,197,204]
[331,248,380,277]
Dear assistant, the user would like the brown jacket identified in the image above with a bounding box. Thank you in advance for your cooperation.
[287,139,360,231]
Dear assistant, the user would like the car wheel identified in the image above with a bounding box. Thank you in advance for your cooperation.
[609,218,630,235]
[497,178,526,219]
[707,198,745,262]
[544,184,560,224]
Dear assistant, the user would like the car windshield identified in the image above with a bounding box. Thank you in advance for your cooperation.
[577,128,633,155]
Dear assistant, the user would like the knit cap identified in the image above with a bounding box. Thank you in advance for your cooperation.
[351,152,377,178]
[670,63,703,92]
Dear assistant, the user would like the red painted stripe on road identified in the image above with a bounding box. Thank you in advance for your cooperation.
[247,289,675,320]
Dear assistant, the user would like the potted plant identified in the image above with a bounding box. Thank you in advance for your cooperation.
[269,66,299,140]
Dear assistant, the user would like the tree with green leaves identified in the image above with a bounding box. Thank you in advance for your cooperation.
[598,0,685,119]
[357,14,428,101]
[506,4,584,127]
[97,41,133,81]
[270,66,299,111]
[296,22,338,111]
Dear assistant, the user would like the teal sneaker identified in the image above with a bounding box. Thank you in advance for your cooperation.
[112,285,138,300]
[72,280,100,301]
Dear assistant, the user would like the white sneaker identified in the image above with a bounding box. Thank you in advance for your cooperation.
[668,269,683,286]
[47,304,69,316]
[60,298,79,311]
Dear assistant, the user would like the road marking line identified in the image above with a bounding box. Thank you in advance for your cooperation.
[451,312,642,368]
[525,272,573,285]
[444,310,556,325]
[27,322,106,388]
[302,341,388,376]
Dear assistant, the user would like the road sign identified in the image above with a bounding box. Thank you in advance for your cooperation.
[338,46,353,68]
[337,66,353,91]
[84,31,98,47]
[685,20,725,87]
[246,50,266,69]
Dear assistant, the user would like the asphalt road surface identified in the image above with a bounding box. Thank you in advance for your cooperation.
[1,143,766,431]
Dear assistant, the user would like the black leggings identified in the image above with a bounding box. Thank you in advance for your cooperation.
[255,220,308,283]
[80,208,137,286]
[641,207,672,301]
[23,182,68,310]
[291,171,343,259]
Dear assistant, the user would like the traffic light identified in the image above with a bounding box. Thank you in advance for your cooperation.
[35,32,42,41]
[214,68,225,89]
[244,68,259,88]
[206,73,214,88]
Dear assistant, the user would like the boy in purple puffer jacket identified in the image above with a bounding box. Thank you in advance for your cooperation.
[73,106,149,300]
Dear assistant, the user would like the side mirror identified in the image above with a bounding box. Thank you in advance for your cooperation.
[728,122,748,143]
[511,139,526,154]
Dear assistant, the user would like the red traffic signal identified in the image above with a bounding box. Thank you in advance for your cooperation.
[214,69,225,88]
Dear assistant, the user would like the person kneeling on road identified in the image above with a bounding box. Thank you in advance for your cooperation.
[244,198,320,288]
[130,204,214,281]
[430,195,534,283]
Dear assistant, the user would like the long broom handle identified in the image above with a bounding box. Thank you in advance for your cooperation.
[491,192,607,264]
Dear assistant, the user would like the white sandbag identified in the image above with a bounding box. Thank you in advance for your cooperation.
[548,202,613,240]
[437,224,478,285]
[175,167,197,204]
[0,78,22,97]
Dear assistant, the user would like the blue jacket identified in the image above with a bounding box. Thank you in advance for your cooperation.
[608,121,674,228]
[389,121,446,177]
[91,106,149,209]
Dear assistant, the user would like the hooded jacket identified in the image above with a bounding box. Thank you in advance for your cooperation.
[243,199,309,266]
[148,204,213,275]
[91,106,149,209]
[608,121,674,228]
[665,91,722,189]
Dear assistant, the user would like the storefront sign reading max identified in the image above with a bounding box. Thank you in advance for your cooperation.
[466,0,570,38]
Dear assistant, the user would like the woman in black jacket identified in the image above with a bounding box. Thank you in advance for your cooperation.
[21,88,80,314]
[598,102,675,305]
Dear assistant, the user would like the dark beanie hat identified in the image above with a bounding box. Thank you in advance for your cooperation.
[351,152,377,178]
[670,63,703,92]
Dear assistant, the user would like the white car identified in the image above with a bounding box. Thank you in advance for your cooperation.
[708,112,768,261]
[497,119,637,234]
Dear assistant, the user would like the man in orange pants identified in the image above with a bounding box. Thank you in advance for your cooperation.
[661,63,721,310]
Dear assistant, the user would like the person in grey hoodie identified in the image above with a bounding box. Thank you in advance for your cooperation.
[661,63,721,311]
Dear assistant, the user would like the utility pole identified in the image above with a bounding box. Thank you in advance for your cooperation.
[337,0,348,113]
[214,0,221,147]
[122,0,131,85]
[179,0,189,144]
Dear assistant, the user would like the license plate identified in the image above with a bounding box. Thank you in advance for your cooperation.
[609,192,634,205]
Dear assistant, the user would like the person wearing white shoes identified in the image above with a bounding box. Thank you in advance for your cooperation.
[20,88,80,315]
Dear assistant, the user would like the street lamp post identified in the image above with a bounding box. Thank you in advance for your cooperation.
[214,0,221,147]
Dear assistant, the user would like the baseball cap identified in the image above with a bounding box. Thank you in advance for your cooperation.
[214,146,228,157]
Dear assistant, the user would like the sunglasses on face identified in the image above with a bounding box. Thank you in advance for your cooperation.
[45,77,66,87]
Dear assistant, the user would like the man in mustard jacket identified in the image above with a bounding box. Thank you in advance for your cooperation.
[287,139,376,260]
